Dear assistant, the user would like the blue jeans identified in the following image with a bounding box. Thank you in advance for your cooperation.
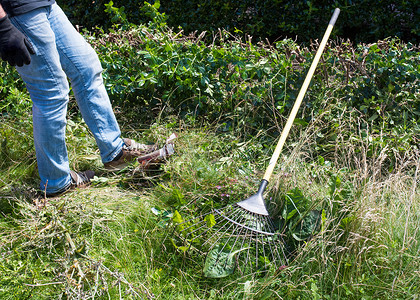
[10,3,123,194]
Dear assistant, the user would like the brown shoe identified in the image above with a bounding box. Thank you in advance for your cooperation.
[104,138,157,171]
[137,133,177,169]
[46,170,95,197]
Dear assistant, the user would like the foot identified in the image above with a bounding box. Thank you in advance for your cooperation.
[104,138,157,171]
[137,133,177,169]
[45,170,95,197]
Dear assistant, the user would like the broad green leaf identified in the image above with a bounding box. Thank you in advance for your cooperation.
[329,174,342,196]
[291,210,321,241]
[293,118,308,126]
[340,215,356,229]
[286,209,297,221]
[203,245,248,278]
[282,187,308,220]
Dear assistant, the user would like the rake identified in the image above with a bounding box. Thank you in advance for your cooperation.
[173,8,340,278]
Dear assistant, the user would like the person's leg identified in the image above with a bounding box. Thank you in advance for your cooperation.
[11,4,160,194]
[47,3,123,163]
[11,6,72,194]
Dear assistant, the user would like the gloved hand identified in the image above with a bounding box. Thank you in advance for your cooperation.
[0,15,35,67]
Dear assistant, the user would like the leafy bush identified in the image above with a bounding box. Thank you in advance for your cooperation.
[61,0,419,44]
[82,3,419,154]
[1,2,418,153]
[160,0,419,44]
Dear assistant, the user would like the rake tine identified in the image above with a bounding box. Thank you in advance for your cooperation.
[276,233,288,266]
[206,208,250,266]
[243,225,255,274]
[276,236,288,267]
[254,214,260,271]
[266,215,277,230]
[201,211,238,248]
[179,220,206,239]
[274,236,286,267]
[257,214,265,269]
[182,212,226,241]
[219,220,247,269]
[266,234,279,268]
[175,213,207,234]
[177,210,221,234]
[259,217,268,271]
[217,219,240,254]
[264,215,280,268]
[181,208,228,246]
[235,223,250,275]
[242,223,252,274]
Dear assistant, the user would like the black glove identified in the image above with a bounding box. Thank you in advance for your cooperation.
[0,15,35,67]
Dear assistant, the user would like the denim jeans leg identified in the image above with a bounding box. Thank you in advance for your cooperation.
[12,7,72,194]
[47,4,123,163]
[11,4,124,193]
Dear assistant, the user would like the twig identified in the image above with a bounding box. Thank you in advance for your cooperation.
[56,219,86,279]
[23,282,65,287]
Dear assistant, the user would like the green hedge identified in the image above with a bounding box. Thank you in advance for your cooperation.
[60,0,419,44]
[1,5,418,159]
[81,5,419,138]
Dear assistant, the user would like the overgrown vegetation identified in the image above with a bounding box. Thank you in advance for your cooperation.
[62,0,419,44]
[0,2,419,299]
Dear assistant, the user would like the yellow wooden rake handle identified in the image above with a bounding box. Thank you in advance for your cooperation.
[263,8,340,182]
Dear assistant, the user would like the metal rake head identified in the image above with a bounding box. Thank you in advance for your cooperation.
[172,202,288,278]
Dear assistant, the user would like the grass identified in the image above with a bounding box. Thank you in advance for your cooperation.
[0,101,419,299]
[0,9,418,297]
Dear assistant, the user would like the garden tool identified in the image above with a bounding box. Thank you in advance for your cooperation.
[173,8,340,277]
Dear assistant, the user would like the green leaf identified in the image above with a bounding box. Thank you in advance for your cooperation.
[321,209,327,233]
[291,210,321,241]
[293,118,308,126]
[286,209,298,221]
[170,238,189,253]
[203,245,248,278]
[329,174,341,197]
[171,188,186,205]
[340,215,356,229]
[153,0,161,10]
[282,187,308,220]
[172,210,183,224]
[204,214,216,228]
